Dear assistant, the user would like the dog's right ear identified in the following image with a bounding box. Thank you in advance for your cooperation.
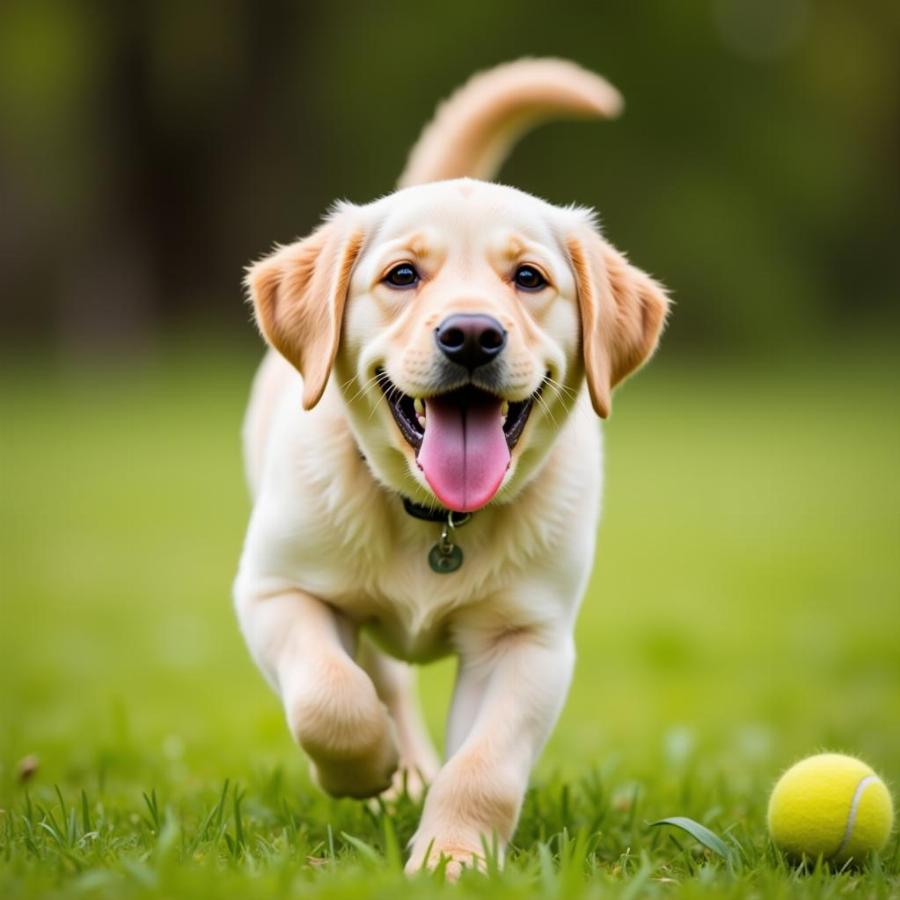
[245,211,365,410]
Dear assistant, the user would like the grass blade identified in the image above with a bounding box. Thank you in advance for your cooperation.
[651,817,732,863]
[232,785,245,855]
[381,815,402,870]
[80,789,93,835]
[341,832,380,863]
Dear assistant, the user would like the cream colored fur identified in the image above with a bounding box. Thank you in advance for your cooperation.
[235,59,669,879]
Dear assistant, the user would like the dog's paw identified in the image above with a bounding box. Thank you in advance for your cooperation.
[404,839,487,881]
[286,658,400,798]
[308,743,397,799]
[303,709,399,799]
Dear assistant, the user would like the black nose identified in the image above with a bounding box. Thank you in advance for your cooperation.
[435,314,507,369]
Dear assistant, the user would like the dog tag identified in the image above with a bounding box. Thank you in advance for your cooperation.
[424,510,470,574]
[429,542,463,574]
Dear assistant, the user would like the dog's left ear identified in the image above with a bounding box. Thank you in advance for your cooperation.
[567,229,670,418]
[245,211,365,410]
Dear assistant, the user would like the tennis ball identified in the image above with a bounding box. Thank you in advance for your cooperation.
[768,753,894,865]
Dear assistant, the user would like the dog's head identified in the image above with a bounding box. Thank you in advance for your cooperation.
[246,179,668,512]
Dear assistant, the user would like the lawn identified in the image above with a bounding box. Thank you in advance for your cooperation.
[1,338,898,898]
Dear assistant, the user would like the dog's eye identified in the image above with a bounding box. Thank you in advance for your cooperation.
[383,263,420,289]
[514,265,548,292]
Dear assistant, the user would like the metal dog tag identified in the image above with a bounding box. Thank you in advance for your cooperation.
[427,512,469,574]
[429,541,463,573]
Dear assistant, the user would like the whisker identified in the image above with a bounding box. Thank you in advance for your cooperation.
[344,373,382,406]
[534,391,559,428]
[543,375,577,400]
[544,382,577,415]
[367,389,391,420]
[368,377,400,421]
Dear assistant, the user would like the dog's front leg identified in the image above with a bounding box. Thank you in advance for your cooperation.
[406,627,575,878]
[235,587,399,798]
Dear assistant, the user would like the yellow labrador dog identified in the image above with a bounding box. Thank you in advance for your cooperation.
[235,59,669,876]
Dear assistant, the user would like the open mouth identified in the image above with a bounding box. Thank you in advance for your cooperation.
[378,371,541,513]
[381,381,536,452]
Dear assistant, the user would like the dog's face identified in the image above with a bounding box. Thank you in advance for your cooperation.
[339,181,582,512]
[247,179,668,513]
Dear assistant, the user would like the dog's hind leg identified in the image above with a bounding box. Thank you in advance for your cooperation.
[358,639,440,800]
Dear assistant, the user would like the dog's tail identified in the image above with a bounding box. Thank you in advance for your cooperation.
[397,58,622,188]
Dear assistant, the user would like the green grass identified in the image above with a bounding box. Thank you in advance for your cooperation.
[2,338,899,898]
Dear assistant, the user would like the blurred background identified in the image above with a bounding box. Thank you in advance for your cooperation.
[1,0,898,353]
[1,0,898,816]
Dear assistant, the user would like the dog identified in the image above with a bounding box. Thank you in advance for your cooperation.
[235,58,669,877]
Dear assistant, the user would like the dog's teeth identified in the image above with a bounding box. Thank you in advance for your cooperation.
[416,414,426,429]
[414,397,425,417]
[500,400,509,416]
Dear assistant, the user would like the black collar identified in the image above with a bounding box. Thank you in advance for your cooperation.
[402,496,471,526]
[402,496,454,523]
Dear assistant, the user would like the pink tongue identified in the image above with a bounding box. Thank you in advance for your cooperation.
[417,392,510,513]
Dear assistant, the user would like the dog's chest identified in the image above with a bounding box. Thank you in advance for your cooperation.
[360,603,454,661]
[330,527,508,661]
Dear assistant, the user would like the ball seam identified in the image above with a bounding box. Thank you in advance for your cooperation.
[833,775,876,860]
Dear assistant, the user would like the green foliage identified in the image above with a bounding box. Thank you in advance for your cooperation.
[0,3,898,347]
[1,341,898,897]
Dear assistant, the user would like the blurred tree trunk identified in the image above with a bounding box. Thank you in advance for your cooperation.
[53,1,320,357]
[57,9,157,357]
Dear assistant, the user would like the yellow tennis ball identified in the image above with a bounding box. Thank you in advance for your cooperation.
[768,753,894,865]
